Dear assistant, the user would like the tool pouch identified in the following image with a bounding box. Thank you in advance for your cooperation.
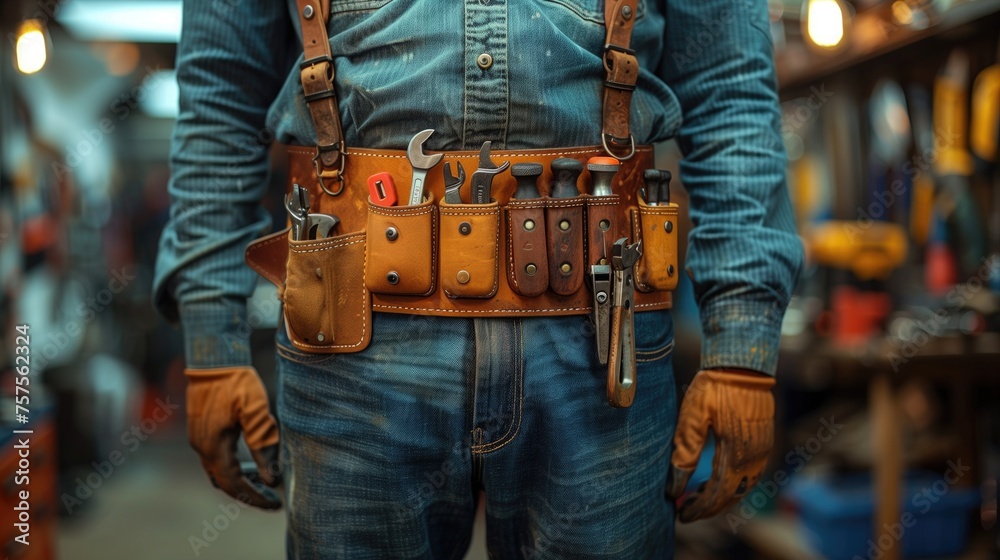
[545,198,586,295]
[365,195,438,296]
[630,200,680,292]
[585,194,620,267]
[282,231,372,353]
[439,200,501,298]
[505,199,549,297]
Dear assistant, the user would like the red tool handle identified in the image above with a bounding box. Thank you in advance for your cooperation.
[367,172,398,207]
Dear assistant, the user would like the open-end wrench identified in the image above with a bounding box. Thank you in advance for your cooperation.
[406,129,443,206]
[443,162,466,204]
[470,141,510,204]
[285,184,311,240]
[607,237,642,408]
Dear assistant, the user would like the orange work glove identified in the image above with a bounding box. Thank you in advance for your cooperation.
[185,366,283,509]
[666,369,776,522]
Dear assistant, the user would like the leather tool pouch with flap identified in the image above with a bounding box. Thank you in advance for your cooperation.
[545,198,586,296]
[365,195,437,296]
[281,231,372,353]
[505,199,549,297]
[439,200,501,298]
[630,200,680,292]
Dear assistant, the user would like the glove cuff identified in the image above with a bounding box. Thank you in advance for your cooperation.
[184,366,258,380]
[700,368,776,389]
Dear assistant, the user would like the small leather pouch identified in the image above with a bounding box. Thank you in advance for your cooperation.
[585,194,620,267]
[439,200,501,298]
[365,195,437,296]
[282,231,372,353]
[505,199,549,297]
[630,200,680,292]
[545,198,586,295]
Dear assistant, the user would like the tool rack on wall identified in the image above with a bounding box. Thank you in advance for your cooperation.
[696,2,1000,559]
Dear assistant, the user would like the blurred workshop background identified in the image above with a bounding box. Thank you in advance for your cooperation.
[1,0,999,559]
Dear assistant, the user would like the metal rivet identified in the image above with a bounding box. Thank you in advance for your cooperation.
[599,219,610,231]
[459,222,472,235]
[525,264,537,276]
[303,4,314,19]
[457,270,471,284]
[596,291,608,304]
[387,271,400,285]
[315,267,322,278]
[476,53,493,70]
[668,265,675,276]
[523,219,535,231]
[599,258,608,265]
[560,262,572,275]
[386,226,399,241]
[316,332,325,342]
[621,4,632,19]
[665,221,673,233]
[559,219,571,231]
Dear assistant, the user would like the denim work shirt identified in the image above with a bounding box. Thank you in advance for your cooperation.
[154,0,804,374]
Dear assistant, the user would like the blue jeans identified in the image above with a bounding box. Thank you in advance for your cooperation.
[276,310,677,559]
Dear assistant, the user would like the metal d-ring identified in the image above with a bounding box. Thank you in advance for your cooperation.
[313,144,346,196]
[602,133,635,161]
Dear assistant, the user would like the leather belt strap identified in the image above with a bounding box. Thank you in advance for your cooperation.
[247,144,672,318]
[602,0,640,160]
[295,0,346,195]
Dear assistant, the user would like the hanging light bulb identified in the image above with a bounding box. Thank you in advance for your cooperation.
[14,19,49,74]
[802,0,850,50]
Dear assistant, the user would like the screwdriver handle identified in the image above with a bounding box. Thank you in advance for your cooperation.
[550,158,583,198]
[643,169,672,205]
[587,156,620,197]
[511,163,543,199]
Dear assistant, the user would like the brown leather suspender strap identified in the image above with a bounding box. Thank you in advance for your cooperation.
[602,0,640,160]
[295,0,346,196]
[293,1,639,175]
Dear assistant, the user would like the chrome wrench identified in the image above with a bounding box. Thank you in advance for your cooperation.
[406,129,443,206]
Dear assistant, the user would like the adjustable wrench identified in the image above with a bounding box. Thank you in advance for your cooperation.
[607,237,642,408]
[406,129,443,206]
[285,184,311,240]
[443,162,466,204]
[470,141,510,204]
[307,213,339,239]
[286,184,339,240]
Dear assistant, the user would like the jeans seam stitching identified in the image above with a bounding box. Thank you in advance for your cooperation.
[636,340,675,363]
[472,319,524,453]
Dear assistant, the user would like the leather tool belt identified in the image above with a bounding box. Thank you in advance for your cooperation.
[246,144,679,355]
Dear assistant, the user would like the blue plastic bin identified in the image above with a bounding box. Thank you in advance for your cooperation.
[784,472,980,559]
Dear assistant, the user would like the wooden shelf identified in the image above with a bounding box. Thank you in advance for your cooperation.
[777,0,1000,93]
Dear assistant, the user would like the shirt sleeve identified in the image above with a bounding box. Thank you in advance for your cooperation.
[153,0,295,368]
[656,0,804,375]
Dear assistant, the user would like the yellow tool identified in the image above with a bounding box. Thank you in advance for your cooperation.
[806,221,908,281]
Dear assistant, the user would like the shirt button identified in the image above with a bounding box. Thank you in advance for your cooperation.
[476,53,493,70]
